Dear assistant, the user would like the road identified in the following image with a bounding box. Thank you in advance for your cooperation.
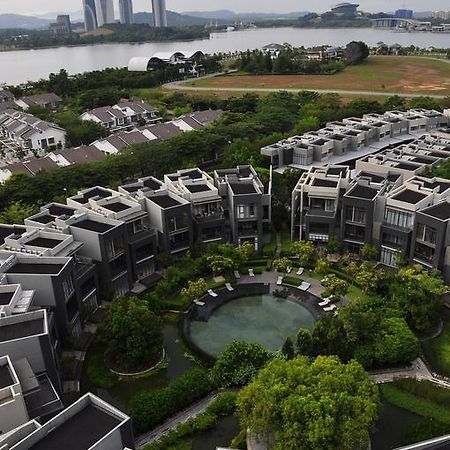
[164,75,449,99]
[135,391,220,448]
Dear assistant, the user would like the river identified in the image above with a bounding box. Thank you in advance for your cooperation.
[1,27,449,85]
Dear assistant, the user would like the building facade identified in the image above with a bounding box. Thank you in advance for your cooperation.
[152,0,167,27]
[119,0,134,24]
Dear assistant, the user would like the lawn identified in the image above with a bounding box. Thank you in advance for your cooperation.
[422,322,450,377]
[187,56,450,96]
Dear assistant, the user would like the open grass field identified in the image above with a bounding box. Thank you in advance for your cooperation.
[188,56,450,96]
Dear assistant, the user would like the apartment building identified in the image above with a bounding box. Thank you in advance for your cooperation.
[341,171,402,253]
[0,393,134,450]
[165,168,226,245]
[261,109,449,170]
[214,165,272,251]
[0,310,63,425]
[291,166,351,243]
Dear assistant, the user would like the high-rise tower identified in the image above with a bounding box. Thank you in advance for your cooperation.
[83,0,98,31]
[119,0,134,24]
[152,0,168,27]
[95,0,115,26]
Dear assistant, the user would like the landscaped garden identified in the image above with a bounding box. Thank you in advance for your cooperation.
[423,320,450,378]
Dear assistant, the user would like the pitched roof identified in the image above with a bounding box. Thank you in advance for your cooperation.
[190,109,223,126]
[18,92,62,107]
[56,145,105,164]
[144,123,182,140]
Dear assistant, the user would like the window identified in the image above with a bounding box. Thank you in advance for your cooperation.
[346,206,367,224]
[236,204,257,219]
[384,207,413,229]
[48,137,55,145]
[414,242,435,263]
[380,247,400,267]
[62,276,75,301]
[169,213,189,232]
[106,237,124,260]
[382,232,404,248]
[416,223,437,245]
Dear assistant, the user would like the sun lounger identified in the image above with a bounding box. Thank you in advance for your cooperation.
[324,304,337,312]
[277,276,283,286]
[298,282,311,291]
[249,269,255,277]
[234,270,241,279]
[194,299,205,307]
[318,299,331,307]
[208,289,218,297]
[286,266,292,274]
[296,267,304,276]
[226,283,234,292]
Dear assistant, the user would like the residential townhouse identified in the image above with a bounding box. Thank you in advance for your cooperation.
[0,393,134,450]
[291,166,351,243]
[0,90,14,104]
[80,101,159,132]
[14,93,62,111]
[214,165,272,251]
[165,168,226,245]
[0,110,66,153]
[0,310,63,427]
[261,109,449,170]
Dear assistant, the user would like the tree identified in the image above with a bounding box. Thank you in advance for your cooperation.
[211,340,273,387]
[291,241,316,268]
[361,243,379,261]
[238,241,255,261]
[181,278,207,301]
[296,328,313,356]
[98,297,163,371]
[314,257,331,275]
[344,41,369,64]
[206,255,235,274]
[273,257,292,273]
[327,235,340,253]
[237,356,380,450]
[281,337,295,360]
[0,201,37,224]
[321,274,349,301]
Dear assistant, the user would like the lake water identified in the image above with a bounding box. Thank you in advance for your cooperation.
[189,294,315,357]
[1,27,450,85]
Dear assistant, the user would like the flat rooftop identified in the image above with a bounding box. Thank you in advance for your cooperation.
[186,184,212,193]
[103,202,130,213]
[0,291,15,305]
[358,171,385,183]
[29,403,122,450]
[422,202,450,221]
[312,178,338,188]
[347,184,378,200]
[150,195,182,208]
[230,183,257,195]
[5,262,65,275]
[27,237,62,249]
[393,189,427,204]
[0,318,44,342]
[71,220,114,233]
[143,178,163,190]
[0,365,13,389]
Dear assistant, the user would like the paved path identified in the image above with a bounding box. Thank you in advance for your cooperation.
[164,76,449,99]
[135,392,220,448]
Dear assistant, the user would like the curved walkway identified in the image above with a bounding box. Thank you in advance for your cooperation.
[164,75,449,99]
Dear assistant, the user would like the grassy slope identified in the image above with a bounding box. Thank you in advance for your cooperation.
[423,322,450,377]
[188,56,450,96]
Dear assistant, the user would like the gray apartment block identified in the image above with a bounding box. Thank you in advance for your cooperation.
[0,310,63,426]
[261,109,449,171]
[291,166,351,244]
[214,165,272,252]
[0,393,134,450]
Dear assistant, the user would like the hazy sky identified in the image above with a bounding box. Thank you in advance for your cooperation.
[1,0,449,15]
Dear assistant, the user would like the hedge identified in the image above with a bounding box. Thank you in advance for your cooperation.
[282,276,302,287]
[129,368,214,434]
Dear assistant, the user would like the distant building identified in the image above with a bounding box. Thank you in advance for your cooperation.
[49,15,72,34]
[119,0,134,24]
[395,9,414,19]
[15,93,62,110]
[95,0,115,26]
[431,10,450,20]
[330,3,359,15]
[82,0,98,31]
[152,0,167,27]
[262,43,285,57]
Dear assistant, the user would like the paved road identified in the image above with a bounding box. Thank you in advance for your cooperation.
[135,392,220,448]
[164,75,449,99]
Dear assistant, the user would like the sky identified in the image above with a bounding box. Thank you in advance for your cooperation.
[1,0,449,15]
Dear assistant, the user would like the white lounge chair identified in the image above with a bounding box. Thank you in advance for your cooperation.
[194,299,205,307]
[249,269,255,277]
[286,266,292,274]
[296,267,304,276]
[318,299,331,307]
[277,276,283,286]
[226,283,234,292]
[324,304,337,312]
[208,289,218,298]
[298,282,311,291]
[234,270,241,279]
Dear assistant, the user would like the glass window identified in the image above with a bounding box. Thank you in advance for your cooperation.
[384,207,413,229]
[62,276,75,301]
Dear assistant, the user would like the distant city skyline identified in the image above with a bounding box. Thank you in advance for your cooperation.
[5,0,450,16]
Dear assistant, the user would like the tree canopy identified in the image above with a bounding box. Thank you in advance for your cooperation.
[237,356,379,450]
